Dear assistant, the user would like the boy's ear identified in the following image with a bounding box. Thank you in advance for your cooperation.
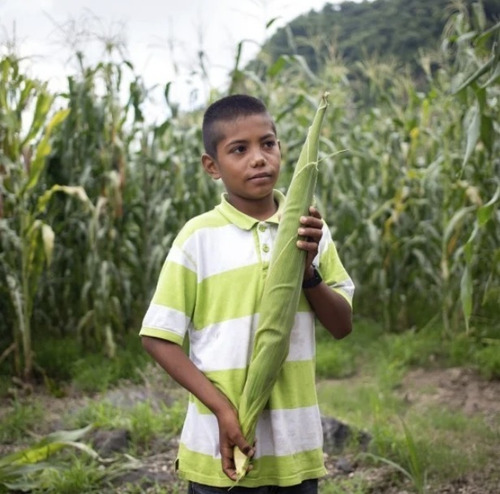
[201,153,221,180]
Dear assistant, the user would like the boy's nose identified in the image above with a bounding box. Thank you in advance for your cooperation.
[250,150,266,167]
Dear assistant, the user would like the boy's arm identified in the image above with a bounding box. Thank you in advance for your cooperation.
[297,207,352,339]
[141,336,254,481]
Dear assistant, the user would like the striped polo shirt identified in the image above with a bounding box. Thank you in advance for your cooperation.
[140,190,354,487]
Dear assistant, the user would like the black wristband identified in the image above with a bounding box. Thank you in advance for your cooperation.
[302,266,322,289]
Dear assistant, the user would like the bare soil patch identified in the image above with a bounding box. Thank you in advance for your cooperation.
[401,367,500,419]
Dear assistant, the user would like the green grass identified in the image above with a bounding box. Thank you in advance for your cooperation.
[316,316,499,380]
[70,334,151,393]
[127,399,186,452]
[0,376,12,399]
[318,379,499,490]
[67,400,123,429]
[476,343,500,380]
[34,337,83,382]
[315,337,357,379]
[320,476,369,493]
[28,332,151,395]
[38,455,105,494]
[316,318,500,492]
[67,398,185,449]
[0,400,44,443]
[0,334,152,401]
[117,481,186,494]
[34,450,155,494]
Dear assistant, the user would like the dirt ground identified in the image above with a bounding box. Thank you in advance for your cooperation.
[401,367,500,420]
[327,367,500,494]
[1,367,499,493]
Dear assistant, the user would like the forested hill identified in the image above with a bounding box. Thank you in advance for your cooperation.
[258,0,500,73]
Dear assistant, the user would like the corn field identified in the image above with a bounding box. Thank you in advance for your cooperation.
[1,3,499,380]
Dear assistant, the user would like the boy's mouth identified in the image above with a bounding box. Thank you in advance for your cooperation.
[249,172,272,181]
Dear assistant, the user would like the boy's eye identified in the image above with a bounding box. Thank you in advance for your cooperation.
[232,145,246,154]
[264,140,277,149]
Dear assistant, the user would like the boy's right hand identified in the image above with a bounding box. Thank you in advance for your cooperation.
[141,337,255,480]
[216,407,254,481]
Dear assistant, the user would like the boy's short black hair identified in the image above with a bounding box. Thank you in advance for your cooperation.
[202,94,276,158]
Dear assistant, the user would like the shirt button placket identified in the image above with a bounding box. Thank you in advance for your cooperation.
[258,222,271,262]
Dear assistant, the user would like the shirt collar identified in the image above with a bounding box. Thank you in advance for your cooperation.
[215,190,285,230]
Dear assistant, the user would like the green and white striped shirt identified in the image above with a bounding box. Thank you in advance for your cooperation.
[140,190,354,487]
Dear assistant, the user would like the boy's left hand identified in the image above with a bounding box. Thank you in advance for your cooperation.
[297,206,323,279]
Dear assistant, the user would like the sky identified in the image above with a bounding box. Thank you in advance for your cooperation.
[1,0,355,117]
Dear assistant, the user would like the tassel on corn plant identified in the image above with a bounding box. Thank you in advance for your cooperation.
[234,92,329,481]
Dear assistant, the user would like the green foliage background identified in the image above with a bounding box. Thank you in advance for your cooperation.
[0,0,499,381]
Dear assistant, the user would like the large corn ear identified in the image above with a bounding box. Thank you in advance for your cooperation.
[234,93,329,481]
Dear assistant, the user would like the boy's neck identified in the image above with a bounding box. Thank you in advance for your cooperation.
[227,193,278,221]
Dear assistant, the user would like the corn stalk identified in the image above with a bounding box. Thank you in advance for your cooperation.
[44,53,137,354]
[0,56,78,379]
[447,10,500,333]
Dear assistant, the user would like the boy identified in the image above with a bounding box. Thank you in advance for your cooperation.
[140,94,354,493]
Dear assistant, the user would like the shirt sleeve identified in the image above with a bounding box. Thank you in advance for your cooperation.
[317,223,355,307]
[139,236,197,345]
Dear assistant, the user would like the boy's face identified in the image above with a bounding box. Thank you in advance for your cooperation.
[202,113,281,215]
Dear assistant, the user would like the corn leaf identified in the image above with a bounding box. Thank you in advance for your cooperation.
[461,103,480,171]
[41,224,55,266]
[25,109,70,193]
[36,185,93,214]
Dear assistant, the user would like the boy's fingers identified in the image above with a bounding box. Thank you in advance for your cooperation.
[242,444,255,458]
[298,226,322,240]
[220,436,254,480]
[300,215,323,230]
[297,226,322,247]
[308,206,322,219]
[298,208,323,250]
[223,466,237,480]
[297,242,318,253]
[235,436,255,458]
[220,445,237,480]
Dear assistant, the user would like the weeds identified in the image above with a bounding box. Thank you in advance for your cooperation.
[362,419,428,494]
[67,396,186,454]
[476,343,500,380]
[37,455,104,494]
[128,400,185,452]
[320,476,369,493]
[0,401,44,443]
[0,426,96,492]
[68,401,122,430]
[315,337,357,379]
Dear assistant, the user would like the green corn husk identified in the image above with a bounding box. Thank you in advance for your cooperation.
[234,93,329,481]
